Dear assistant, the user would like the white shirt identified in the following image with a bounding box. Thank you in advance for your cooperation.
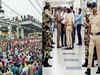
[71,12,75,24]
[27,55,31,61]
[22,66,29,75]
[61,11,67,24]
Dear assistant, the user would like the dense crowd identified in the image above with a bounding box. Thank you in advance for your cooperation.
[0,38,42,75]
[12,15,42,25]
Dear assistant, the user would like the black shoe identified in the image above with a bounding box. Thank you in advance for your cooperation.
[72,46,74,49]
[96,67,100,74]
[47,64,52,67]
[82,59,88,67]
[92,59,94,67]
[48,56,53,59]
[94,56,97,60]
[44,64,52,67]
[64,47,72,50]
[52,42,55,44]
[50,45,54,48]
[77,43,80,45]
[85,68,91,75]
[57,46,61,48]
[65,44,67,47]
[77,43,82,46]
[62,45,64,47]
[69,47,73,49]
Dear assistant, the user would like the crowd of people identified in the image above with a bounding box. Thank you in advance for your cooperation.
[53,6,83,49]
[42,3,83,49]
[42,1,100,75]
[11,14,42,25]
[0,38,42,75]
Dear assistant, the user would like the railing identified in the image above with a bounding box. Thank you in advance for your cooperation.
[19,20,42,28]
[0,15,42,28]
[0,19,42,29]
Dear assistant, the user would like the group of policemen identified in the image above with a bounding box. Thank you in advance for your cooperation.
[56,6,76,49]
[83,1,100,75]
[42,1,80,67]
[42,1,100,75]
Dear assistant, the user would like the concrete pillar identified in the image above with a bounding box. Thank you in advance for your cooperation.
[0,25,2,38]
[97,0,100,10]
[8,25,12,39]
[16,27,19,39]
[21,28,24,39]
[0,31,2,38]
[0,0,2,8]
[0,31,2,35]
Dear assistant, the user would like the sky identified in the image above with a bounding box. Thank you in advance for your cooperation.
[1,0,98,23]
[1,0,82,23]
[2,0,43,22]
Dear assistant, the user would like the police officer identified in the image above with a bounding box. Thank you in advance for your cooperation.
[65,8,74,49]
[42,2,53,67]
[83,1,99,68]
[85,2,100,75]
[82,2,92,67]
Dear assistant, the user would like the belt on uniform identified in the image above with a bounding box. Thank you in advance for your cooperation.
[67,24,72,26]
[90,32,100,35]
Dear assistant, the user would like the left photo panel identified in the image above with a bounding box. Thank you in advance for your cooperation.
[0,0,42,75]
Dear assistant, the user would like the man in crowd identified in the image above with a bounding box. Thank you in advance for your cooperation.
[76,8,83,46]
[65,8,74,49]
[70,6,75,48]
[11,63,20,75]
[56,7,62,48]
[61,7,67,47]
[28,61,34,75]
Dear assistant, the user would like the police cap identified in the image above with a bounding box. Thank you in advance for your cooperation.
[91,2,97,8]
[44,2,50,10]
[87,1,92,8]
[87,1,97,8]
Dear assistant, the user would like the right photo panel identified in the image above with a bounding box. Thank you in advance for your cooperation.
[42,0,100,75]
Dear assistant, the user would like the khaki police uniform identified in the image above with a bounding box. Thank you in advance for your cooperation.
[65,13,73,48]
[88,13,100,68]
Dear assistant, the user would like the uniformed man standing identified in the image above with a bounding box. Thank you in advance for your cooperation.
[76,8,83,46]
[85,2,100,75]
[82,4,92,67]
[65,8,74,49]
[42,2,53,67]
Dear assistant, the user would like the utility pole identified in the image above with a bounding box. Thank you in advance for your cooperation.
[0,0,4,13]
[0,0,4,39]
[0,0,1,8]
